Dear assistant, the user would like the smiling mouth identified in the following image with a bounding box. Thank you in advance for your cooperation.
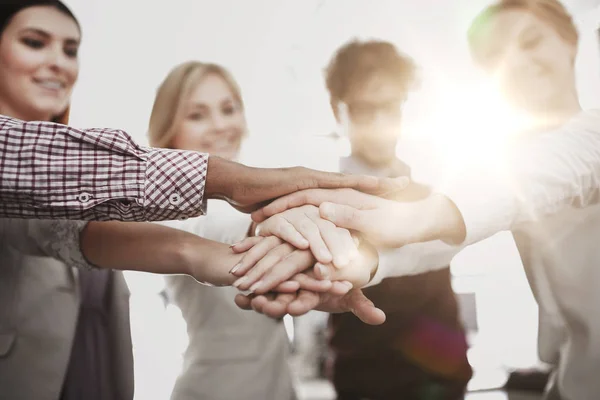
[33,78,66,91]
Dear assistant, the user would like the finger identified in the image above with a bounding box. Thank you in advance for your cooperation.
[230,236,282,277]
[256,217,309,249]
[262,292,296,318]
[234,293,253,310]
[233,243,293,291]
[313,218,357,268]
[291,273,332,293]
[252,250,315,295]
[314,262,335,281]
[251,188,365,222]
[288,290,321,316]
[344,289,386,325]
[319,202,370,233]
[274,280,301,293]
[292,214,332,264]
[250,294,272,313]
[314,262,370,290]
[230,236,263,254]
[307,170,410,197]
[328,280,354,296]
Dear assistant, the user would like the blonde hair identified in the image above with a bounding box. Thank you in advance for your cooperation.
[468,0,578,66]
[148,61,244,148]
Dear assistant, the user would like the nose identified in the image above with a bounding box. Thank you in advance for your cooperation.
[211,113,229,132]
[47,43,71,73]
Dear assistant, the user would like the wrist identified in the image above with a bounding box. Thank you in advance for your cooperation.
[394,194,465,245]
[422,194,466,244]
[205,156,235,201]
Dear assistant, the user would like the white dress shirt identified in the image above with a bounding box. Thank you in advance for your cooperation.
[372,110,600,400]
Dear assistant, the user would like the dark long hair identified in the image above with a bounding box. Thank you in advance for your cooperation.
[1,0,80,35]
[0,0,80,124]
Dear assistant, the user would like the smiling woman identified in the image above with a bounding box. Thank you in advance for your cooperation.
[0,0,80,123]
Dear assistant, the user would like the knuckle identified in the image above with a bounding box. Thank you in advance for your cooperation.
[296,218,314,232]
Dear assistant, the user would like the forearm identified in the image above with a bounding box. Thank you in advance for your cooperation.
[0,115,208,221]
[437,112,600,245]
[81,221,240,286]
[81,222,194,273]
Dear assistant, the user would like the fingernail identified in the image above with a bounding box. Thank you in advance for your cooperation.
[233,277,248,288]
[321,203,335,219]
[229,263,241,274]
[343,281,354,289]
[316,263,329,279]
[249,281,262,293]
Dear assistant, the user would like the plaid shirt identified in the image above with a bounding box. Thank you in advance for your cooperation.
[0,115,208,221]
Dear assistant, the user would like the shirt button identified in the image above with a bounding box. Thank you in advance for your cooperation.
[78,192,92,203]
[169,193,182,206]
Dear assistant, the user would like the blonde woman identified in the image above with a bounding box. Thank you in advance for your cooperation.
[149,62,297,400]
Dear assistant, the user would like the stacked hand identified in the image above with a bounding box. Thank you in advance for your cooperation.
[198,173,464,325]
[203,156,409,213]
[219,183,464,324]
[220,202,385,325]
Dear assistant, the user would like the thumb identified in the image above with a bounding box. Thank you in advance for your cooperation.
[346,289,386,325]
[319,202,368,232]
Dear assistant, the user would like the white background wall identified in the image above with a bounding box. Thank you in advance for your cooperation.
[58,0,600,397]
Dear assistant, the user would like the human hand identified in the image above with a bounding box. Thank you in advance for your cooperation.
[203,156,409,213]
[251,188,464,248]
[251,188,410,247]
[254,204,359,268]
[234,288,386,325]
[230,236,355,295]
[230,233,378,294]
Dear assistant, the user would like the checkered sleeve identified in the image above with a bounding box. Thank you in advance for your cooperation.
[0,115,208,221]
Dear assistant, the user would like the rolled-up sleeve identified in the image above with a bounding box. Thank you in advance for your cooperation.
[0,115,208,221]
[367,240,464,286]
[438,111,600,245]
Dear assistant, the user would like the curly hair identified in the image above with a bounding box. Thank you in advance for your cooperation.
[324,39,418,112]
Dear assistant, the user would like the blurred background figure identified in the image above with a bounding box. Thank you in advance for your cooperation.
[148,61,296,400]
[321,38,472,400]
[468,0,600,398]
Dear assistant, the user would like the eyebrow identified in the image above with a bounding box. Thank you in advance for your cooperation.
[519,25,539,39]
[190,98,235,108]
[19,27,80,45]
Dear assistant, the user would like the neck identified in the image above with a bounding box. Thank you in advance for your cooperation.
[527,88,582,131]
[0,101,51,122]
[349,149,398,170]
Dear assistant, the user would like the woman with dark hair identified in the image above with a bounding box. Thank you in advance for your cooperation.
[0,3,134,399]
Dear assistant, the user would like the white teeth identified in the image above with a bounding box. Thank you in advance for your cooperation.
[37,80,64,90]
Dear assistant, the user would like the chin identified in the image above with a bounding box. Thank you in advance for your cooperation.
[30,102,68,118]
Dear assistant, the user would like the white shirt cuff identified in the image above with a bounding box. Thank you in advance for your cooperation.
[366,240,462,287]
[435,170,517,246]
